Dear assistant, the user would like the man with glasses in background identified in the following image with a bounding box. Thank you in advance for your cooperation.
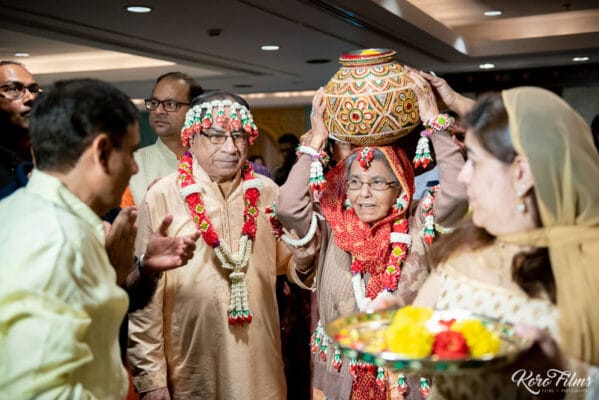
[0,61,41,199]
[121,72,203,207]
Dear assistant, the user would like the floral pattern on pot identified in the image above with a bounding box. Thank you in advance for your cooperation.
[324,49,420,146]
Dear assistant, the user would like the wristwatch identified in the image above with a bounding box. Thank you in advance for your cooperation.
[135,254,163,281]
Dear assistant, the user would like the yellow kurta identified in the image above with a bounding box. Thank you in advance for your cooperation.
[128,158,291,399]
[0,170,129,400]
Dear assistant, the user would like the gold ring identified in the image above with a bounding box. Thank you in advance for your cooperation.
[423,87,430,94]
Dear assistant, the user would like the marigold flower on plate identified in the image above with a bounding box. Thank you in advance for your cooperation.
[451,319,500,357]
[386,323,434,358]
[390,305,433,327]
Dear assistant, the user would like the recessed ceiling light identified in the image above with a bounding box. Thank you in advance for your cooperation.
[479,63,495,70]
[233,84,253,88]
[484,10,502,17]
[261,45,280,51]
[20,50,174,74]
[126,5,152,13]
[14,52,29,57]
[572,56,589,62]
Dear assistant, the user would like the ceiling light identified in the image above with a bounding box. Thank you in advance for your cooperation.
[21,50,174,74]
[484,10,502,17]
[261,45,279,51]
[14,52,30,57]
[479,63,495,70]
[126,5,152,13]
[572,56,589,62]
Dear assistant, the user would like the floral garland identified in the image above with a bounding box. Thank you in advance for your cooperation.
[178,151,261,326]
[413,113,455,169]
[420,184,439,245]
[349,192,412,312]
[264,204,318,247]
[265,145,326,247]
[181,99,259,147]
[297,145,328,199]
[344,147,413,310]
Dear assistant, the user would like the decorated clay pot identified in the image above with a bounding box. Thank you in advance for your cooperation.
[323,49,420,146]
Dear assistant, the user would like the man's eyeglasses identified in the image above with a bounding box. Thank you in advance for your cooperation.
[144,98,189,112]
[346,177,397,191]
[201,131,250,146]
[0,82,42,100]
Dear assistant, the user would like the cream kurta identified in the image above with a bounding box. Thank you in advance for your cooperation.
[0,170,129,400]
[129,138,179,205]
[128,158,291,399]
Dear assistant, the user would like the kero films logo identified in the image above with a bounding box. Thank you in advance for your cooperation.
[511,369,592,395]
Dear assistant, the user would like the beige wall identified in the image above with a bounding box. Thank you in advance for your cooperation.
[250,107,308,172]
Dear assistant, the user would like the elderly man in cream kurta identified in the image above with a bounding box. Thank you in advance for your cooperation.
[128,91,294,400]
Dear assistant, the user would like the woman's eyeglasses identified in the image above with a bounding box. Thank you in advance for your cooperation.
[346,177,397,191]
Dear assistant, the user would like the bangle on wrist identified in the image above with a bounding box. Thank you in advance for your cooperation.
[135,254,163,281]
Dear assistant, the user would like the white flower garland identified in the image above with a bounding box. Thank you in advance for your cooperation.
[352,274,372,312]
[280,213,318,247]
[351,275,398,312]
[180,183,202,199]
[390,232,411,245]
[242,178,263,192]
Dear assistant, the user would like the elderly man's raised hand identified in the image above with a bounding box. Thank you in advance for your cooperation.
[142,215,201,276]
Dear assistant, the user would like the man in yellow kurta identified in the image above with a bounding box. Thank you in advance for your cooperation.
[0,79,139,399]
[128,91,294,399]
[0,79,200,399]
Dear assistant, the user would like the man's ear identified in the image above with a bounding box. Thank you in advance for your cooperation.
[90,133,113,172]
[513,154,535,196]
[30,147,37,168]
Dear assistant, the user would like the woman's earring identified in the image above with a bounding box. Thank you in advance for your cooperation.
[516,196,527,214]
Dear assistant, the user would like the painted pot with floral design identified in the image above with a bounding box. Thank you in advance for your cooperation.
[323,49,420,145]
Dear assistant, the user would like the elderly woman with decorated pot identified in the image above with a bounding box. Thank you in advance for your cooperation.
[273,64,469,398]
[411,85,599,399]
